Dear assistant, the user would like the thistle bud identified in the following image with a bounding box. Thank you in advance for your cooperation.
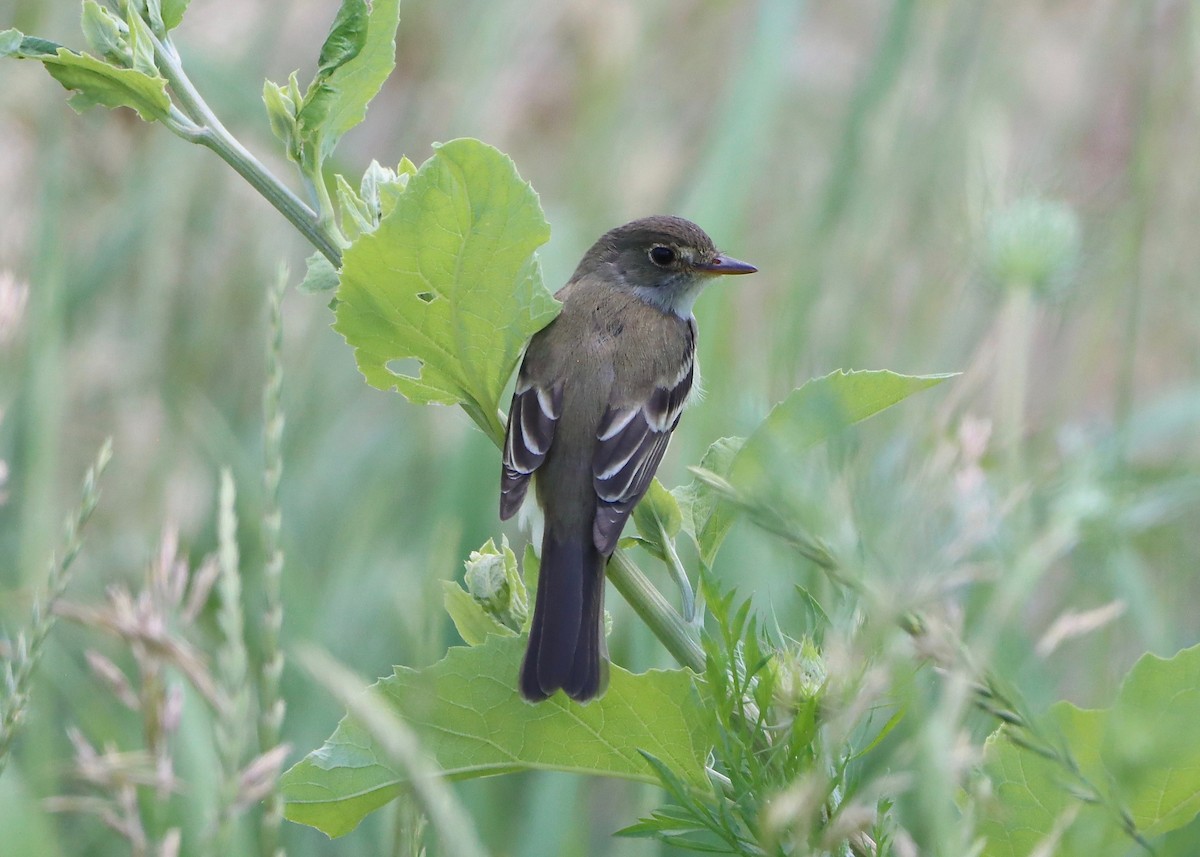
[984,197,1081,297]
[770,637,827,711]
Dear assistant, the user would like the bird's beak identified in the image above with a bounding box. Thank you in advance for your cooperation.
[695,254,758,276]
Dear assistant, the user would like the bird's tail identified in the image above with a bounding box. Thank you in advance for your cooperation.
[520,527,609,702]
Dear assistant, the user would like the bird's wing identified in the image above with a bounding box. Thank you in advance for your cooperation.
[591,350,694,554]
[500,375,563,520]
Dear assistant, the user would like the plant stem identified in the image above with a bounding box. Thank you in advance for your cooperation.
[299,649,490,857]
[148,33,343,266]
[214,470,250,856]
[998,285,1033,485]
[303,152,345,248]
[0,439,112,777]
[659,520,696,622]
[607,551,705,674]
[259,267,288,857]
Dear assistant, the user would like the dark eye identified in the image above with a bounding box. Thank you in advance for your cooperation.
[648,245,676,266]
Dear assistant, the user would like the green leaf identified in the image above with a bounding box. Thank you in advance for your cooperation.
[160,0,190,31]
[1105,645,1200,836]
[792,583,830,634]
[121,5,160,78]
[730,370,953,497]
[143,0,166,36]
[281,635,709,838]
[5,34,170,122]
[632,479,695,616]
[81,1,129,65]
[332,138,558,442]
[0,29,25,56]
[521,543,540,626]
[262,78,299,157]
[726,371,953,538]
[633,478,683,561]
[981,644,1200,855]
[334,173,373,240]
[296,0,401,162]
[297,252,340,294]
[379,156,417,218]
[673,436,743,566]
[981,704,1125,857]
[315,0,368,77]
[442,581,514,646]
[359,158,414,222]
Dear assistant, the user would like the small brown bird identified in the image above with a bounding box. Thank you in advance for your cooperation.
[500,216,756,702]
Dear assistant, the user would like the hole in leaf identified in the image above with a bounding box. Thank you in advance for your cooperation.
[387,358,422,378]
[416,292,436,303]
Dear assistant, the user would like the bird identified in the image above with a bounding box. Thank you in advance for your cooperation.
[500,215,757,702]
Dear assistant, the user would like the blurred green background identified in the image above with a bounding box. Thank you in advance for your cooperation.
[2,0,1199,854]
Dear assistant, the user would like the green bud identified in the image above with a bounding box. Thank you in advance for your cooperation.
[464,546,506,602]
[770,637,827,710]
[360,159,397,222]
[984,197,1082,297]
[262,80,299,159]
[287,71,304,114]
[82,0,131,65]
[364,156,416,222]
[335,174,373,241]
[463,537,528,632]
[120,1,160,78]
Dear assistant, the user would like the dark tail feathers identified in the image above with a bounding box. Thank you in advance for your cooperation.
[520,528,608,702]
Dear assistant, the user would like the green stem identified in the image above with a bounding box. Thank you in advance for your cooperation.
[607,550,705,674]
[658,520,696,622]
[998,285,1033,485]
[149,34,343,266]
[259,267,288,857]
[304,152,345,248]
[0,440,112,777]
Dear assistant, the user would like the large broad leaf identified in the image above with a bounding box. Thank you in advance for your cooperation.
[281,635,709,838]
[981,644,1200,855]
[297,0,402,161]
[729,369,954,499]
[691,372,951,564]
[981,703,1125,857]
[1105,646,1200,837]
[333,137,559,441]
[2,30,170,122]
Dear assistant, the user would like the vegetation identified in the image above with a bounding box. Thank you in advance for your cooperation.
[2,1,1199,855]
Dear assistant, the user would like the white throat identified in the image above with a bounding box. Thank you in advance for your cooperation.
[630,276,708,319]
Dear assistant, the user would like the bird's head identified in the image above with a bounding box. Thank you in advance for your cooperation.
[577,215,757,317]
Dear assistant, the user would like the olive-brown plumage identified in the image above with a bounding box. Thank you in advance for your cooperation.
[501,216,756,702]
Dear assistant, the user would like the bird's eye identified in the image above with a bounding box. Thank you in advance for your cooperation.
[649,245,676,266]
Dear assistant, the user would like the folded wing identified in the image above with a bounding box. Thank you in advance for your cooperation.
[591,352,694,554]
[501,378,563,520]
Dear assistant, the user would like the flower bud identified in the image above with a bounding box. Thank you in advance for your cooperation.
[984,197,1081,297]
[263,80,299,160]
[463,537,528,631]
[770,637,827,710]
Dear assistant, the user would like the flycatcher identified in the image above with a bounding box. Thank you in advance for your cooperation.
[501,215,757,702]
